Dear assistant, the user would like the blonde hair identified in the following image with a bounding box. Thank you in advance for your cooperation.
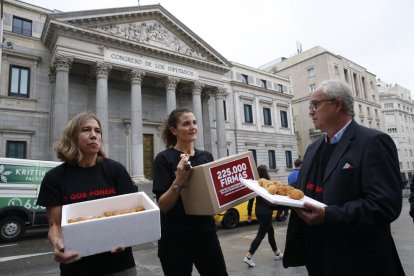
[54,112,107,164]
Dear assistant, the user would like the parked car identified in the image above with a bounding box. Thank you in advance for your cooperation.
[214,199,288,229]
[0,158,61,242]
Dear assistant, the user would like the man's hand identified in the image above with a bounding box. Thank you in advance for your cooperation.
[247,216,252,223]
[294,202,325,225]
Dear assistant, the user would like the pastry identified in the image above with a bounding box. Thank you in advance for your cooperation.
[287,188,304,200]
[68,205,145,223]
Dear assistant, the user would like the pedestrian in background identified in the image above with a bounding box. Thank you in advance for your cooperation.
[283,80,405,275]
[287,158,303,186]
[409,175,414,223]
[37,112,137,275]
[243,165,283,267]
[152,108,228,276]
[277,158,303,222]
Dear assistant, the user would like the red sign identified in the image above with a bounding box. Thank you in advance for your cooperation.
[209,156,255,207]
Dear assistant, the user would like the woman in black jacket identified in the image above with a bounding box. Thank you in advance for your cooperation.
[409,175,414,223]
[243,165,283,267]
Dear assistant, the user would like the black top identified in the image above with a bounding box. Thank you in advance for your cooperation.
[37,158,136,275]
[152,148,216,239]
[247,196,274,216]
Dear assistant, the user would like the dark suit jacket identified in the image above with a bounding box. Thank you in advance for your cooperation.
[283,120,405,275]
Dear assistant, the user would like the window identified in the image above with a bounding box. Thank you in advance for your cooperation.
[307,67,315,78]
[249,149,257,164]
[244,104,253,123]
[344,70,349,83]
[241,74,248,84]
[280,110,288,128]
[6,141,27,158]
[334,65,339,75]
[285,151,293,169]
[263,108,272,126]
[261,79,267,89]
[12,16,32,36]
[277,84,283,92]
[223,101,227,121]
[268,150,276,169]
[9,65,30,97]
[308,83,316,93]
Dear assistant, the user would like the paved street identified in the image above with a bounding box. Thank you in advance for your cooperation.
[1,196,413,275]
[133,197,413,276]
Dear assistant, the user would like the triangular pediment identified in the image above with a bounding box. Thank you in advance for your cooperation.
[93,20,206,61]
[42,5,231,71]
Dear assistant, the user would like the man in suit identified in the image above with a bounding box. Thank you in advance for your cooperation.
[283,80,405,275]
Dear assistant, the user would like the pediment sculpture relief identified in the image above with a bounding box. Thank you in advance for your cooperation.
[95,21,206,60]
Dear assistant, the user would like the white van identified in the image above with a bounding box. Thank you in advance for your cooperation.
[0,157,61,242]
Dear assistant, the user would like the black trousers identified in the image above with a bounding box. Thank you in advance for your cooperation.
[158,233,228,276]
[248,214,277,255]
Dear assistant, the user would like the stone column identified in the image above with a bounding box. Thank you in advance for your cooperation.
[192,81,205,150]
[213,87,228,158]
[130,69,146,182]
[50,54,73,160]
[165,76,179,114]
[48,66,57,161]
[95,62,112,154]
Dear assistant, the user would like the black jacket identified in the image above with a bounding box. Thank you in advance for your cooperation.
[247,196,274,216]
[283,120,405,275]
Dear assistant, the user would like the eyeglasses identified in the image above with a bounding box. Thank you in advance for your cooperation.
[308,99,335,112]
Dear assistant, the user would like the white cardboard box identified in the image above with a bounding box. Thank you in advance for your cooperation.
[61,192,160,257]
[181,151,258,215]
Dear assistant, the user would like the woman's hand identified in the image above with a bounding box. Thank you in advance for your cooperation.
[46,206,79,264]
[175,154,192,187]
[51,237,80,264]
[110,245,125,253]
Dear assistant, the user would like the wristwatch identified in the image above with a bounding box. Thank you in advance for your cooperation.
[172,184,183,193]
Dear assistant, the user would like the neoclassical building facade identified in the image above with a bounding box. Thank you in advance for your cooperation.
[260,46,384,157]
[378,80,414,185]
[1,0,298,186]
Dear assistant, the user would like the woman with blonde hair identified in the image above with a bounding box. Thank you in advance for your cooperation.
[38,112,137,275]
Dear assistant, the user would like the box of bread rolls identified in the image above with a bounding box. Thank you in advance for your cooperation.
[181,151,258,215]
[61,192,160,257]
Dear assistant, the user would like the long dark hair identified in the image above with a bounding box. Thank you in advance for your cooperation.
[257,165,270,180]
[162,108,193,147]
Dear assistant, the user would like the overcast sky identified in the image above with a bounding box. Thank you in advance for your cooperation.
[24,0,414,95]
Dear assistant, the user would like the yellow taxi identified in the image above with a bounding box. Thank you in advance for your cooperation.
[214,199,287,229]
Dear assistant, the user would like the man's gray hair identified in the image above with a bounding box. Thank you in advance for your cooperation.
[316,80,354,117]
